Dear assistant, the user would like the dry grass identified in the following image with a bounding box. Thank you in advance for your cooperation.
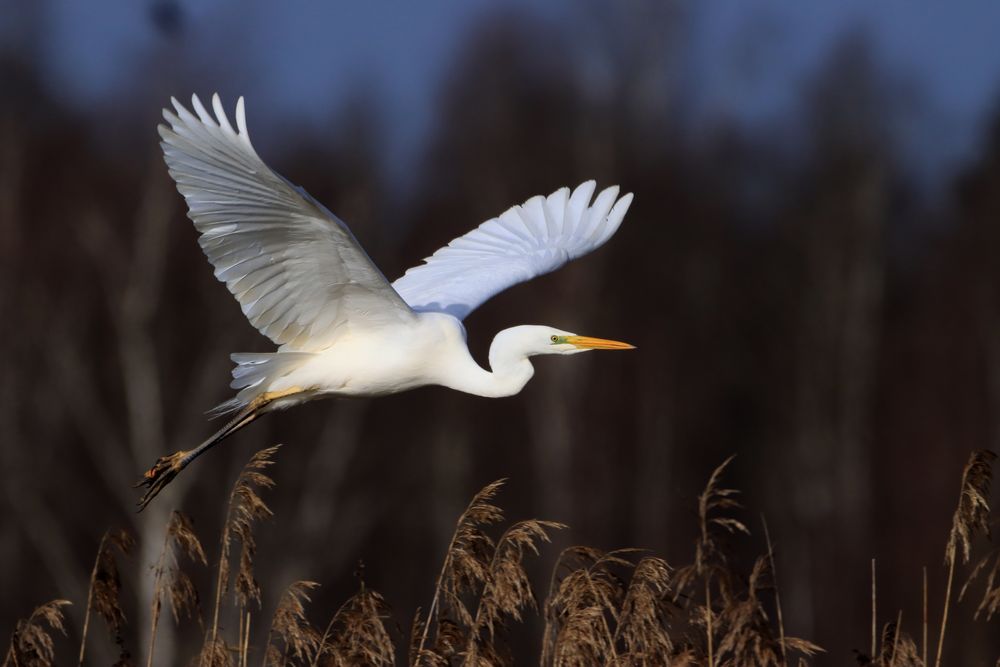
[414,478,506,661]
[960,547,1000,621]
[934,449,997,667]
[4,446,999,665]
[263,581,321,666]
[147,511,207,667]
[411,479,566,666]
[317,577,395,667]
[77,528,134,666]
[3,600,71,667]
[205,444,281,667]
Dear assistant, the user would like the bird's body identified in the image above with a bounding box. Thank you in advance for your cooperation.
[237,312,522,405]
[136,93,635,508]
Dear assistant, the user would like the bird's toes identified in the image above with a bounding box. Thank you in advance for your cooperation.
[134,451,188,511]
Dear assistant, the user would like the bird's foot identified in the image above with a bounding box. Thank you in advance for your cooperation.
[135,450,189,512]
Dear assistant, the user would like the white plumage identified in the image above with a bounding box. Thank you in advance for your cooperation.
[138,93,635,508]
[393,180,632,319]
[160,95,413,352]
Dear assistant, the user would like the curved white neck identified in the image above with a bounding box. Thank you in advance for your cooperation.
[441,330,536,398]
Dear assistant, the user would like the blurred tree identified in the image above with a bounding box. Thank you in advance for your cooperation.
[770,31,896,641]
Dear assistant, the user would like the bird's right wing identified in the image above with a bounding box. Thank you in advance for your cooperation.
[160,94,414,352]
[392,182,632,319]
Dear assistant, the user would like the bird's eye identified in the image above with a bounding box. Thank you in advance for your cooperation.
[550,335,559,343]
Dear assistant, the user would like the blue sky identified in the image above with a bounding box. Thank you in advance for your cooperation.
[6,0,1000,185]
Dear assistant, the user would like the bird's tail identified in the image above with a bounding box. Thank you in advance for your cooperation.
[208,351,314,418]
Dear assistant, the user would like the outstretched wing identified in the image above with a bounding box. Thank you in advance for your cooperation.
[160,94,414,352]
[392,181,633,319]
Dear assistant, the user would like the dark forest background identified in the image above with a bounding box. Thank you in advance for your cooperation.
[2,1,1000,664]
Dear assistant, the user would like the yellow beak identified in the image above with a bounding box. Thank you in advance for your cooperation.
[565,335,636,350]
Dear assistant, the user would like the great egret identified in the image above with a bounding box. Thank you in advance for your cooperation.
[137,94,634,509]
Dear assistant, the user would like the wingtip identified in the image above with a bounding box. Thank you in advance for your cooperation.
[212,93,237,134]
[572,180,598,204]
[191,93,213,124]
[235,96,248,136]
[600,190,633,242]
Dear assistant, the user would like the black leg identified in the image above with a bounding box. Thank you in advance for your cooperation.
[135,402,262,511]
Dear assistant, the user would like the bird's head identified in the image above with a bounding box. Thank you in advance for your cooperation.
[497,325,635,358]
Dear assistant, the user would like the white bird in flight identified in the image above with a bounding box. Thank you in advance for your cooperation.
[137,94,635,508]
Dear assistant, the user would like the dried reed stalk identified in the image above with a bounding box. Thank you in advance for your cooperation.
[673,456,747,666]
[922,567,927,666]
[890,610,902,666]
[934,449,996,667]
[316,580,394,667]
[4,600,71,667]
[77,528,134,667]
[464,519,564,663]
[873,615,921,667]
[715,555,823,666]
[413,479,506,666]
[615,556,673,664]
[540,547,633,666]
[203,445,280,666]
[872,559,877,661]
[199,637,231,667]
[240,610,252,667]
[147,511,207,667]
[262,581,320,666]
[959,548,1000,621]
[761,516,787,667]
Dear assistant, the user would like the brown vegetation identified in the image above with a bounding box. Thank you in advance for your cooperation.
[4,447,997,666]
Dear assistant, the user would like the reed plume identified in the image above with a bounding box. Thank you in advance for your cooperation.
[935,449,996,667]
[3,600,71,667]
[203,445,281,667]
[316,578,395,667]
[147,511,207,667]
[464,519,564,664]
[413,479,506,665]
[946,450,996,566]
[615,556,674,664]
[715,556,822,666]
[856,616,922,667]
[960,547,1000,621]
[879,618,922,667]
[15,449,1000,664]
[263,581,320,666]
[674,456,748,667]
[540,547,634,666]
[77,528,134,667]
[956,455,1000,625]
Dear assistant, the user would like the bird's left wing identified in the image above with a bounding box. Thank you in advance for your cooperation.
[160,94,414,352]
[392,181,632,319]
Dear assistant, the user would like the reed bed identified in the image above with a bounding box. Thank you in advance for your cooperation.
[3,448,997,666]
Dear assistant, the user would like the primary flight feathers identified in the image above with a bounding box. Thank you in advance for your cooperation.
[393,180,632,319]
[159,94,633,347]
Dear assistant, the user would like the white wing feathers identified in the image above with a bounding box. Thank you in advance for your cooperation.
[161,94,631,346]
[159,94,413,352]
[392,182,633,320]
